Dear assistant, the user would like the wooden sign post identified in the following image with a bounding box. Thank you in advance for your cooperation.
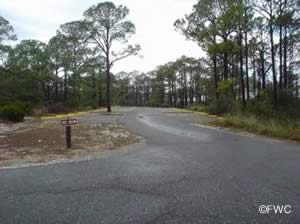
[61,117,78,149]
[66,126,71,148]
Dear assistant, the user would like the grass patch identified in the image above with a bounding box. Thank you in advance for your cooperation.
[211,113,300,141]
[39,108,106,119]
[184,104,209,113]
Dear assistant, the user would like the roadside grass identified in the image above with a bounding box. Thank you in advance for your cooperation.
[177,105,219,119]
[185,104,209,113]
[210,113,300,142]
[39,108,106,120]
[181,104,300,142]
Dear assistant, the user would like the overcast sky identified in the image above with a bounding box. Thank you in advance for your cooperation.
[0,0,204,73]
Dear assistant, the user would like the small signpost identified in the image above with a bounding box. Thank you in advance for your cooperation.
[61,117,78,149]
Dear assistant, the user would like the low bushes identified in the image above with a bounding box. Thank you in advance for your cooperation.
[207,91,300,141]
[0,104,25,122]
[31,104,98,117]
[0,101,98,122]
[207,80,236,115]
[14,101,32,115]
[185,90,300,141]
[0,101,32,122]
[245,90,300,120]
[186,104,208,113]
[45,103,95,114]
[208,96,236,115]
[212,113,300,141]
[46,103,70,114]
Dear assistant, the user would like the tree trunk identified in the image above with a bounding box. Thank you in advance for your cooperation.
[257,59,262,93]
[239,31,246,108]
[64,70,68,102]
[106,61,111,112]
[47,84,51,101]
[283,23,288,89]
[135,86,138,106]
[55,67,59,100]
[224,37,229,80]
[174,82,177,107]
[260,50,266,89]
[245,30,250,100]
[269,18,278,106]
[288,37,294,89]
[296,79,299,98]
[183,67,188,106]
[168,80,172,106]
[172,78,175,106]
[98,81,103,107]
[279,23,283,89]
[106,25,112,112]
[234,54,239,99]
[283,0,288,89]
[253,59,257,97]
[213,35,219,99]
[190,87,194,105]
[180,74,184,108]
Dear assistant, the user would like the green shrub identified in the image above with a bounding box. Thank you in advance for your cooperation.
[149,95,160,107]
[0,104,25,122]
[246,98,274,118]
[186,104,208,113]
[217,80,235,95]
[0,101,32,116]
[87,103,98,110]
[246,90,300,120]
[47,103,70,114]
[208,96,235,115]
[14,101,32,115]
[212,113,300,141]
[66,98,81,108]
[278,90,300,118]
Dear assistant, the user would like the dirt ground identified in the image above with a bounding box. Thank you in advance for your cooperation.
[0,114,141,167]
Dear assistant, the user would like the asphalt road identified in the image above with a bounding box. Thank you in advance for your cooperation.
[0,107,299,224]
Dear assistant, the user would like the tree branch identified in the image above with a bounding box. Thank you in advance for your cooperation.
[89,37,107,54]
[110,52,135,66]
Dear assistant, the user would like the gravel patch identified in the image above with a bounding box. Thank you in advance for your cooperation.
[0,112,141,167]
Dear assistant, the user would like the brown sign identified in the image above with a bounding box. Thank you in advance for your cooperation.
[61,119,78,126]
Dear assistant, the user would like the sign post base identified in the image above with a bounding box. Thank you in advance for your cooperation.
[66,126,71,149]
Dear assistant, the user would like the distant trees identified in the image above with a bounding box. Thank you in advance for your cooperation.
[111,57,210,108]
[174,0,299,111]
[5,40,50,102]
[0,16,16,66]
[0,2,140,113]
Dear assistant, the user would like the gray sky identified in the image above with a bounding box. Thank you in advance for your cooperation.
[0,0,204,73]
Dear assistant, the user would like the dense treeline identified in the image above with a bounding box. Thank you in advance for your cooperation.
[0,2,140,119]
[114,56,211,107]
[0,0,299,122]
[174,0,300,110]
[118,0,300,117]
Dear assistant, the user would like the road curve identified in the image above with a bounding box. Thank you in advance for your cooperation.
[0,107,299,224]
